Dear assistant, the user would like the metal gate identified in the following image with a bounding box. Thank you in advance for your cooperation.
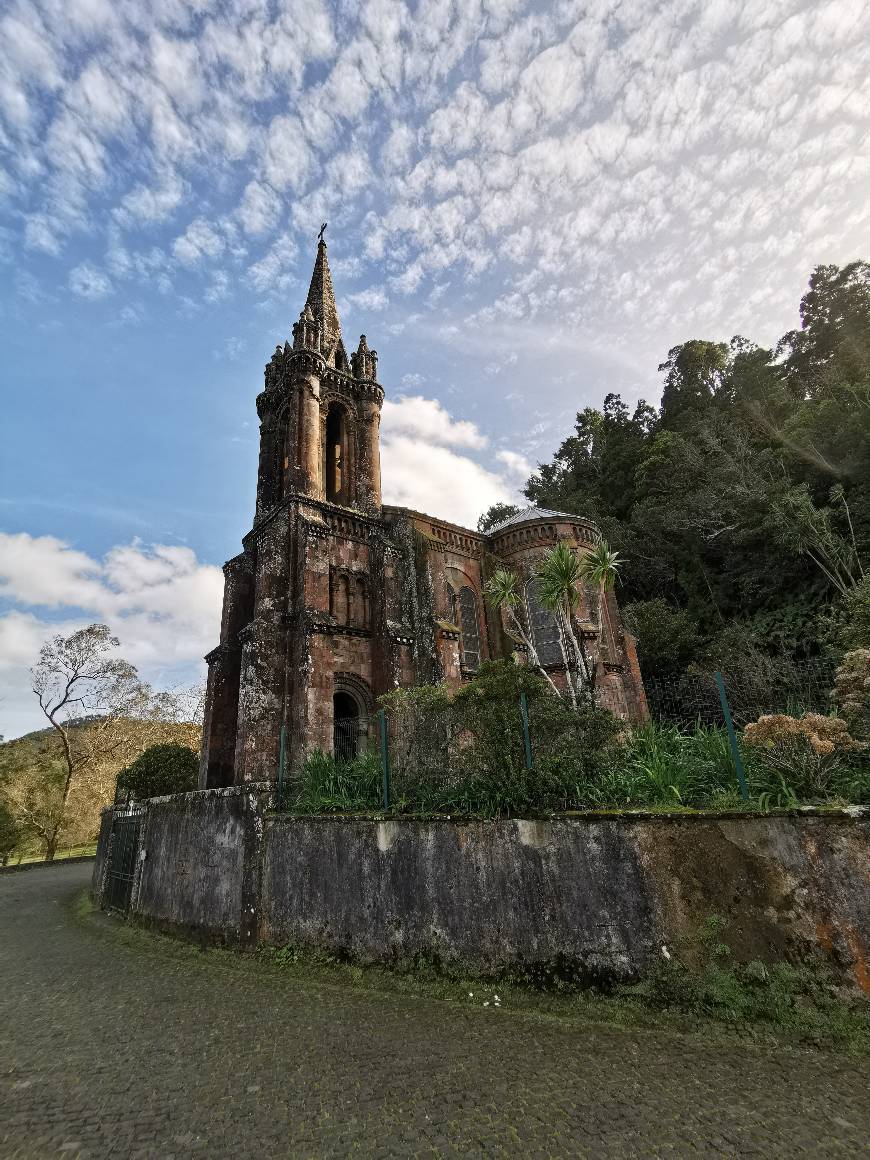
[103,807,144,911]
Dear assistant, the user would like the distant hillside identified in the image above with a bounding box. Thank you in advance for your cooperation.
[1,717,201,858]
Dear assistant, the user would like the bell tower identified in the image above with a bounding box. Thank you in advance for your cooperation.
[253,229,383,520]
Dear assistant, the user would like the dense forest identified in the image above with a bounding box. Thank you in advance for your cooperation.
[480,262,870,682]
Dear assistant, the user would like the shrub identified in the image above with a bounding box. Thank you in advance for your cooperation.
[833,648,870,741]
[835,576,870,652]
[593,723,743,809]
[743,712,866,797]
[381,661,622,816]
[639,914,864,1043]
[116,743,199,802]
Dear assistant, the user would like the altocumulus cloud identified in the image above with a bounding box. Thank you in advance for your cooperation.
[2,0,868,362]
[0,533,223,738]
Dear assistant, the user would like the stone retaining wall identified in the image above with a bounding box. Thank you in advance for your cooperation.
[93,793,870,990]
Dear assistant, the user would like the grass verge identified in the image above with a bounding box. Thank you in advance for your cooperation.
[74,891,869,1057]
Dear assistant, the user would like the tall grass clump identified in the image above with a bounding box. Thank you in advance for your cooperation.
[285,750,382,813]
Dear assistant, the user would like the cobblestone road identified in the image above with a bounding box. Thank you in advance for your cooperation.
[1,863,868,1158]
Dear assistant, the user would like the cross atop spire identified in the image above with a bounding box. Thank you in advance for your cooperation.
[304,229,341,354]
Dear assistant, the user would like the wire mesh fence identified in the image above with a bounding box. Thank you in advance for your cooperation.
[276,661,857,815]
[332,715,374,763]
[637,662,836,730]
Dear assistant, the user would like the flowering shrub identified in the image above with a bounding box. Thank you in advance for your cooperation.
[833,648,870,741]
[742,712,866,796]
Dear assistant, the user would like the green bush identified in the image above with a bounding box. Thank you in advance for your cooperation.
[621,598,701,677]
[382,661,622,816]
[116,743,199,801]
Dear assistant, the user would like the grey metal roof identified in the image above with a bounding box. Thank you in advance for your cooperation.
[487,506,580,534]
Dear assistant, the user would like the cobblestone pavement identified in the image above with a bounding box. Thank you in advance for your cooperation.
[1,864,868,1159]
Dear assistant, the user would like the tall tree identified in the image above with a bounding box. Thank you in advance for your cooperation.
[32,625,146,859]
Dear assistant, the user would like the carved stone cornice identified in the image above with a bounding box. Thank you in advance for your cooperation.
[310,622,373,638]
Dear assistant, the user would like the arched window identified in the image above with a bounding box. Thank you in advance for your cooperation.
[332,572,350,625]
[457,586,482,673]
[354,575,368,628]
[325,404,347,503]
[525,578,562,667]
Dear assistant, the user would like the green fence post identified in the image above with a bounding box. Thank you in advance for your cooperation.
[714,671,749,802]
[379,708,391,810]
[520,691,533,770]
[277,722,286,806]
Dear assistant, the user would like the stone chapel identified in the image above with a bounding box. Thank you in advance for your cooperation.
[199,236,647,787]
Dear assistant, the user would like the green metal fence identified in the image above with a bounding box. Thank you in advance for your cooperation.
[276,660,853,814]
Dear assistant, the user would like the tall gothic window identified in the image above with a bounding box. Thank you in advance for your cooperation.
[457,586,482,672]
[524,578,562,667]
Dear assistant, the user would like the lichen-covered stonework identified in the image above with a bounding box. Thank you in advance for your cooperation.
[199,236,647,787]
[93,795,870,990]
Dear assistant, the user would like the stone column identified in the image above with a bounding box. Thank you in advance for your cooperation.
[299,372,322,499]
[362,401,382,508]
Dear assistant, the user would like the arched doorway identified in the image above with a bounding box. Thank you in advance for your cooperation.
[333,690,360,761]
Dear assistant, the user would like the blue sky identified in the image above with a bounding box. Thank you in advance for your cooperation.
[2,0,869,737]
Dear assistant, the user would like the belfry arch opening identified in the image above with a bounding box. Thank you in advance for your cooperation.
[325,403,349,503]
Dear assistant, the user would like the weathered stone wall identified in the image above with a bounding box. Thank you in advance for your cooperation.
[93,796,869,990]
[125,787,268,942]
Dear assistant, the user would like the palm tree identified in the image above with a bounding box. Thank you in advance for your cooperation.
[578,540,622,661]
[536,541,594,708]
[484,568,561,698]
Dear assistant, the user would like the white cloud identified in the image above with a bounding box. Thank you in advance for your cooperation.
[69,262,113,299]
[0,533,223,739]
[381,435,512,527]
[205,269,229,303]
[346,285,389,311]
[262,114,314,192]
[246,232,298,293]
[378,394,516,528]
[496,448,532,479]
[381,395,487,450]
[2,0,868,368]
[115,170,185,226]
[172,217,224,265]
[24,215,62,256]
[237,180,282,236]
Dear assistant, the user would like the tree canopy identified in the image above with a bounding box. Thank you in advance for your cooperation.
[522,262,870,678]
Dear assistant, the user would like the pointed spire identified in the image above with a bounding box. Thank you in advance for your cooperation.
[304,231,342,354]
